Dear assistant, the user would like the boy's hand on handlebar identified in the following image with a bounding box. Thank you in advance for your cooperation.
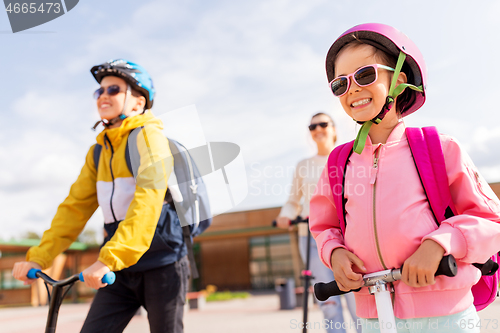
[330,248,367,291]
[81,261,111,289]
[401,239,446,288]
[12,261,42,285]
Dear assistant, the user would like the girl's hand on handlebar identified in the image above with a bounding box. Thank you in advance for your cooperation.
[81,260,111,289]
[13,261,42,285]
[401,239,446,288]
[330,248,367,291]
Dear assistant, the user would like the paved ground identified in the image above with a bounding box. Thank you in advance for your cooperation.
[1,293,499,332]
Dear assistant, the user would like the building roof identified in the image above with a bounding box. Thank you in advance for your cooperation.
[0,239,90,252]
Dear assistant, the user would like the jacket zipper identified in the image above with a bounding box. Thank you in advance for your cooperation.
[105,134,118,223]
[371,146,387,270]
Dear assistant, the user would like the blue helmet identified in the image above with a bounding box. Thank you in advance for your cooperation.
[90,59,156,109]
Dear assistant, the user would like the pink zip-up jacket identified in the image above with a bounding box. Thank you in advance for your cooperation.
[309,122,500,319]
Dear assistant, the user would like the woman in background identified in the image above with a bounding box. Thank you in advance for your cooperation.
[276,112,360,333]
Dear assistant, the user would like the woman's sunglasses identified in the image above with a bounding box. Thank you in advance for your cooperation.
[308,122,331,131]
[330,64,394,97]
[93,85,124,99]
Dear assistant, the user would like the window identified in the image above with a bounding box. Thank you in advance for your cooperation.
[0,269,28,290]
[249,234,294,289]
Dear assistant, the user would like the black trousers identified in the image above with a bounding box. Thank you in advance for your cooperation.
[81,256,190,333]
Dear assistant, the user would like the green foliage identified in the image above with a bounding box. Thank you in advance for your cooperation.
[77,229,99,246]
[23,231,41,240]
[206,291,250,302]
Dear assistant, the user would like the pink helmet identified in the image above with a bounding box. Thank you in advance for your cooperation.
[325,23,427,116]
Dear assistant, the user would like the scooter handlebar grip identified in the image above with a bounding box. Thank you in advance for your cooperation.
[79,272,116,285]
[435,255,457,277]
[272,217,308,228]
[102,272,116,285]
[399,255,457,278]
[314,281,361,301]
[272,220,293,227]
[27,268,41,279]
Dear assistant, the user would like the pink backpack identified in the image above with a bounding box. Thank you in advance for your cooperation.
[327,126,499,311]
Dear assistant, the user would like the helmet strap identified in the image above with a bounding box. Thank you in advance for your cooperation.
[370,52,407,124]
[121,85,131,117]
[352,52,423,154]
[353,121,373,154]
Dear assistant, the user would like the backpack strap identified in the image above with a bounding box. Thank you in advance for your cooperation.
[124,140,133,176]
[93,144,102,171]
[167,139,201,279]
[406,127,457,224]
[182,225,199,279]
[125,127,142,177]
[327,141,354,237]
[126,128,200,279]
[167,139,200,231]
[407,127,498,277]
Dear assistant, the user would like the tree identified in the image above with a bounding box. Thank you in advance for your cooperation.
[77,229,99,246]
[23,231,41,240]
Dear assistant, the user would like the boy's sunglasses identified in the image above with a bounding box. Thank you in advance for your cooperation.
[93,85,124,99]
[330,64,394,97]
[308,122,331,131]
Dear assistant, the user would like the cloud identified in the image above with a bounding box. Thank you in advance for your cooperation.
[0,129,83,189]
[0,89,96,238]
[465,126,500,178]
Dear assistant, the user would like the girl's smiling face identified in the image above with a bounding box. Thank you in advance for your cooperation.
[96,76,146,123]
[334,44,394,123]
[97,76,129,121]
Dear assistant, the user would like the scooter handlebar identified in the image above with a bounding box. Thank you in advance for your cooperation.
[79,272,116,285]
[272,216,308,227]
[314,255,457,301]
[27,268,41,279]
[314,283,360,301]
[403,253,457,278]
[27,268,116,285]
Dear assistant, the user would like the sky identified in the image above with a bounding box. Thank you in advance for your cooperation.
[1,0,500,240]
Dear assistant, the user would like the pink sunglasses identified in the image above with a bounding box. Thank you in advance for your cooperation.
[330,64,394,97]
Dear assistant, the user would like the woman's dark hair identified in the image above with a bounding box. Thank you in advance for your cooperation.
[311,112,337,144]
[334,39,415,114]
[129,86,147,113]
[130,88,142,98]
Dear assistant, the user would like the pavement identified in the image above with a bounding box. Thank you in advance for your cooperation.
[1,293,499,333]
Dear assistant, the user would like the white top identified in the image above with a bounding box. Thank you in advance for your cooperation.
[279,154,329,236]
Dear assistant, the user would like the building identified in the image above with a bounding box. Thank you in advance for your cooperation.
[0,239,99,306]
[194,206,300,291]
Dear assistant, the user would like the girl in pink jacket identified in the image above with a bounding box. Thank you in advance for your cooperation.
[309,23,500,332]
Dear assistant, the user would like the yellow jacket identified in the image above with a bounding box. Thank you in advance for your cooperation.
[27,112,173,271]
